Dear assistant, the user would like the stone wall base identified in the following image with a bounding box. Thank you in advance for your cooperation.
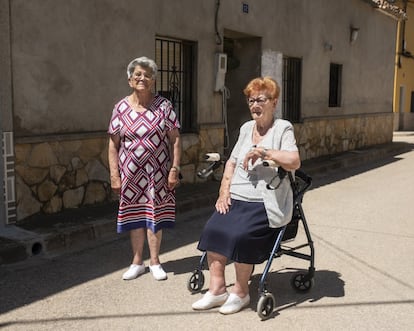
[15,134,110,222]
[295,113,393,161]
[13,127,225,222]
[13,113,393,222]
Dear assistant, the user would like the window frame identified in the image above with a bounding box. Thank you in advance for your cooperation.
[282,56,302,123]
[329,63,343,108]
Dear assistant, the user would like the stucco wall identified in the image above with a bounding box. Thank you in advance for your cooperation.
[9,0,222,136]
[217,0,397,118]
[9,0,397,136]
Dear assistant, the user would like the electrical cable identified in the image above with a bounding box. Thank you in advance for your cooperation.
[215,0,222,45]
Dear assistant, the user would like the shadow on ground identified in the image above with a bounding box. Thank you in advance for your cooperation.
[0,206,213,314]
[249,268,344,318]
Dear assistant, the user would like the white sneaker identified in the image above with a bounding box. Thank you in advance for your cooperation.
[219,293,250,314]
[192,291,229,310]
[122,264,146,280]
[149,264,167,281]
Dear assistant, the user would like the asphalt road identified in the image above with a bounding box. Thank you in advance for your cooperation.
[1,134,413,331]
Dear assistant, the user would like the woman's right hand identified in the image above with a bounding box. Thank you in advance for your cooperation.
[110,176,121,195]
[215,192,231,214]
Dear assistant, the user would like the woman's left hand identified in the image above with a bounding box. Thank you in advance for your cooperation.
[168,169,180,190]
[242,147,265,170]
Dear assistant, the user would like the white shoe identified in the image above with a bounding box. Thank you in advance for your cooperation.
[122,264,146,280]
[192,291,229,310]
[149,264,167,281]
[219,293,250,315]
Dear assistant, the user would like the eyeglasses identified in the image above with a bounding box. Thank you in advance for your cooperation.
[131,71,153,80]
[247,96,270,107]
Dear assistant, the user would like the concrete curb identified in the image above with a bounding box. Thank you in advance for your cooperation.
[0,184,221,265]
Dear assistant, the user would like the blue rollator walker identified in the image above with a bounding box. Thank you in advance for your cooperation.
[187,154,315,320]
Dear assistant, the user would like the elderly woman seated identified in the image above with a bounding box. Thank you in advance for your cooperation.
[192,77,300,315]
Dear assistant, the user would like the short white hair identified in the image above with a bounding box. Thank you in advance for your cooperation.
[126,56,158,79]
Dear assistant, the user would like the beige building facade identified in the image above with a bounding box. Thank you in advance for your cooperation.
[0,0,405,224]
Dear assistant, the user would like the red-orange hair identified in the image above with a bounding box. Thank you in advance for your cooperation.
[243,76,280,99]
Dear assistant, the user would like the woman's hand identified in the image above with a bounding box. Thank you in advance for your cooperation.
[215,191,231,214]
[167,128,181,191]
[168,168,180,190]
[215,160,236,214]
[108,135,121,195]
[242,147,266,170]
[110,175,121,195]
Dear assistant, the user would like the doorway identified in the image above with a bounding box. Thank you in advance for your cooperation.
[222,30,261,155]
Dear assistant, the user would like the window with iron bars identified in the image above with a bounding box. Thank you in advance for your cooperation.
[155,37,197,133]
[282,56,302,123]
[329,63,342,108]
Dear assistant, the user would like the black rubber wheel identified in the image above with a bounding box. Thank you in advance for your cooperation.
[257,293,275,320]
[290,273,314,292]
[187,269,205,293]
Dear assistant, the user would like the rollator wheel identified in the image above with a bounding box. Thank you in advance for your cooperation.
[290,273,314,292]
[257,293,275,320]
[187,269,205,293]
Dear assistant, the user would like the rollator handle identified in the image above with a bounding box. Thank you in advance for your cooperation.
[205,153,221,162]
[197,153,225,179]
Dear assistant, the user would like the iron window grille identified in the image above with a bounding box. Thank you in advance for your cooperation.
[282,56,302,123]
[155,37,197,133]
[329,63,342,107]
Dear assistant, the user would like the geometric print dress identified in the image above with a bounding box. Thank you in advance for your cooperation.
[108,94,181,233]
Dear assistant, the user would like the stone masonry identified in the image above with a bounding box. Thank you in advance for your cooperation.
[13,113,392,222]
[13,127,224,222]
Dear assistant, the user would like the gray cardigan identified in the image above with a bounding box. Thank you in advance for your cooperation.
[229,119,298,227]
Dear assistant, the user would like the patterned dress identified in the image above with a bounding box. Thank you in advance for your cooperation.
[108,95,180,233]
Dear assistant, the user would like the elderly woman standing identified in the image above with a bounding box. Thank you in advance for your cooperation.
[192,77,300,314]
[108,56,181,281]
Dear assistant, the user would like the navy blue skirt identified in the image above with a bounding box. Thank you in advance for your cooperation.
[197,199,281,264]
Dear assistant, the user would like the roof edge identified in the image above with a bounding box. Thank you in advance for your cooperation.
[362,0,407,20]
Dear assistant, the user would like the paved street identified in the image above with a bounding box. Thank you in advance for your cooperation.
[1,134,414,330]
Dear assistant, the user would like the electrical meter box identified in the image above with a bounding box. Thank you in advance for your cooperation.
[214,53,227,92]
